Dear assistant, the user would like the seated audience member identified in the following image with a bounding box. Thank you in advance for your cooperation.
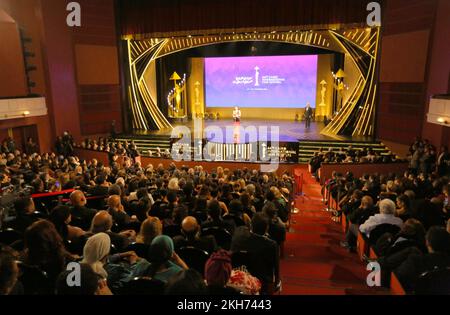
[165,269,207,295]
[149,188,169,219]
[89,211,133,251]
[173,216,218,254]
[416,198,446,230]
[231,213,279,294]
[262,202,286,246]
[8,196,38,233]
[395,194,414,221]
[265,190,288,223]
[209,186,229,215]
[107,195,135,230]
[136,216,163,246]
[204,250,241,295]
[192,196,208,222]
[341,196,376,250]
[23,220,73,293]
[359,199,403,238]
[88,175,110,196]
[0,245,20,295]
[390,226,450,291]
[81,232,148,292]
[240,192,256,218]
[225,199,250,227]
[201,200,236,235]
[49,205,86,242]
[70,190,97,229]
[341,190,364,217]
[56,263,112,295]
[145,235,188,283]
[376,218,426,258]
[163,205,187,230]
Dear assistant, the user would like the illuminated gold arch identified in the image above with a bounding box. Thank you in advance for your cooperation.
[125,27,380,136]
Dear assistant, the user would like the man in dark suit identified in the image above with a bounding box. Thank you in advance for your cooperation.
[304,102,313,129]
[384,226,450,292]
[231,213,280,294]
[87,175,109,197]
[201,200,236,235]
[70,190,97,230]
[173,216,218,254]
[7,196,38,233]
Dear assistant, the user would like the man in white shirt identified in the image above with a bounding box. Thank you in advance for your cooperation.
[233,106,241,122]
[359,198,403,238]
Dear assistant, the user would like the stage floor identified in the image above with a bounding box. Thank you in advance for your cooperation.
[133,119,374,143]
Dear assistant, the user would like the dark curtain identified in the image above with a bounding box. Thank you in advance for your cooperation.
[118,0,378,37]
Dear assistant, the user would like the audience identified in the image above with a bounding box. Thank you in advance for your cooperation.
[0,137,295,295]
[323,140,450,293]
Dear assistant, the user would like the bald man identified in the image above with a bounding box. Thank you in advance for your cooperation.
[90,210,133,251]
[70,190,97,230]
[107,195,135,230]
[173,216,217,254]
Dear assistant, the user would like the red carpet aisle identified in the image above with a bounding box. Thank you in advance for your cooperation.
[280,166,388,295]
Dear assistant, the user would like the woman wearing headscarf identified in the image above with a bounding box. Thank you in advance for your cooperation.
[144,235,188,283]
[81,233,149,293]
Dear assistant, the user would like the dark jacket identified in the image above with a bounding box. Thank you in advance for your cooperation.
[201,218,236,235]
[87,185,109,197]
[70,205,97,229]
[108,208,132,230]
[230,226,279,290]
[348,206,377,225]
[173,234,218,255]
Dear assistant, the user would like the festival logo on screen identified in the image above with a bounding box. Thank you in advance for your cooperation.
[232,65,286,91]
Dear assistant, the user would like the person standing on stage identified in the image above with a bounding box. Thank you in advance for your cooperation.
[304,103,313,129]
[233,106,241,122]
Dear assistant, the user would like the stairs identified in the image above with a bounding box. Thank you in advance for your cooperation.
[112,134,171,156]
[298,140,394,163]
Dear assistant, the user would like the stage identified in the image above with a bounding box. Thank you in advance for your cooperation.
[131,119,374,143]
[114,118,385,164]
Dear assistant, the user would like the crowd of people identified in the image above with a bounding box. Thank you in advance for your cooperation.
[325,167,450,293]
[408,138,450,176]
[76,135,173,160]
[309,145,402,175]
[0,139,292,295]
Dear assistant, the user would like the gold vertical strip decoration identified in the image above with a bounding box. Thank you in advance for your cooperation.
[321,27,380,137]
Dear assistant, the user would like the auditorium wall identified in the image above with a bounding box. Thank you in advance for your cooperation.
[378,0,448,148]
[0,0,122,146]
[0,9,28,98]
[420,0,450,148]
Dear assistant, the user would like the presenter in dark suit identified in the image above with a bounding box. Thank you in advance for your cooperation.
[304,102,313,129]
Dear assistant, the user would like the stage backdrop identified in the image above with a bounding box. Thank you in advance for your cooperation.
[201,54,333,120]
[204,55,318,108]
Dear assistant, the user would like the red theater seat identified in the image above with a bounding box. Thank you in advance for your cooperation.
[356,232,369,261]
[390,272,406,295]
